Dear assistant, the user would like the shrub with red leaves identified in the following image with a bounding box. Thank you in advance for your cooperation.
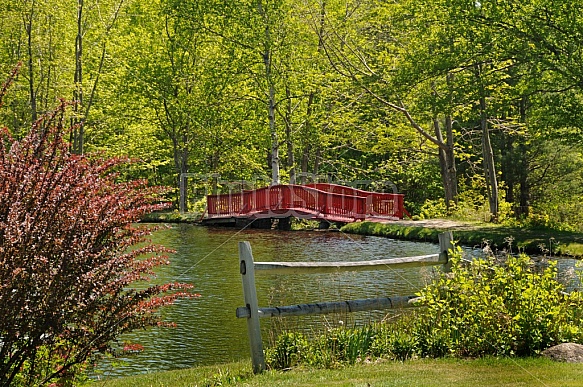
[0,72,198,386]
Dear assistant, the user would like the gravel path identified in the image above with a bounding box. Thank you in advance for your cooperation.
[381,218,481,230]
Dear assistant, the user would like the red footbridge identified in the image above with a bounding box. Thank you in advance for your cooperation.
[204,183,407,226]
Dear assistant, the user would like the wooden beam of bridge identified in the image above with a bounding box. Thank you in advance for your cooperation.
[236,295,420,319]
[253,253,446,275]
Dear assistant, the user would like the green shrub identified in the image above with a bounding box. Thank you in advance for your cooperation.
[265,332,310,370]
[414,247,583,357]
[369,320,416,361]
[502,212,576,232]
[266,322,419,370]
[266,249,583,370]
[11,342,91,387]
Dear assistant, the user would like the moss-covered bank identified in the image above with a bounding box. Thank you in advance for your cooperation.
[341,221,583,258]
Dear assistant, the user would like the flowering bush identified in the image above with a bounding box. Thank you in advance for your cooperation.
[0,71,198,386]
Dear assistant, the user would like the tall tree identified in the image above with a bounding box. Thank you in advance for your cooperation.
[71,0,126,155]
[317,0,462,205]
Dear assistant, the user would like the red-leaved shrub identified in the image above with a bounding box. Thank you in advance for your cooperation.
[0,71,198,386]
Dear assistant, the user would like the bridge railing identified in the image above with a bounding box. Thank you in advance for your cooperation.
[236,231,454,373]
[206,190,245,216]
[207,184,368,221]
[306,183,404,219]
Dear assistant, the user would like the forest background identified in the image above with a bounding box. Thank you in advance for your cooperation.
[2,0,583,230]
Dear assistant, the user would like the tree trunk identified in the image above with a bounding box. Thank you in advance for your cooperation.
[257,1,279,186]
[433,117,457,208]
[82,0,125,143]
[173,130,189,211]
[72,0,84,154]
[474,64,499,221]
[431,74,458,208]
[285,86,295,184]
[313,147,321,177]
[444,114,458,204]
[518,96,530,216]
[480,95,499,220]
[25,1,37,123]
[444,73,458,205]
[300,144,310,184]
[269,82,279,185]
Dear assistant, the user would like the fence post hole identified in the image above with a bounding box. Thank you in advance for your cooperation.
[439,231,453,273]
[239,241,266,374]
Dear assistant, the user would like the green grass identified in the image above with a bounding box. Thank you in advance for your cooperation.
[341,221,583,257]
[93,357,583,386]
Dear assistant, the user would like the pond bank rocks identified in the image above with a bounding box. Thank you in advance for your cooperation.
[541,343,583,363]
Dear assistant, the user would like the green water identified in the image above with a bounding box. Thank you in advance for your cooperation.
[99,224,565,378]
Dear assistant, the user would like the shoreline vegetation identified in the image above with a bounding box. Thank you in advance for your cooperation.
[116,212,583,387]
[142,212,583,258]
[340,220,583,258]
[105,212,583,387]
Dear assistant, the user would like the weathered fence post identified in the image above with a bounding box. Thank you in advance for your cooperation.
[239,241,266,374]
[439,231,453,272]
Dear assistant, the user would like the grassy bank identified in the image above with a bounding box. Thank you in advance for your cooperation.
[141,211,583,257]
[96,357,583,386]
[341,221,583,257]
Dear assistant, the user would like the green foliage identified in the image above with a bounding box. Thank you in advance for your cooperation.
[502,213,577,232]
[265,332,310,370]
[265,326,382,369]
[189,197,207,215]
[266,249,583,370]
[416,198,451,220]
[265,319,423,370]
[415,248,583,357]
[416,188,514,223]
[199,367,253,387]
[368,321,417,362]
[11,341,92,387]
[341,222,442,242]
[4,0,583,230]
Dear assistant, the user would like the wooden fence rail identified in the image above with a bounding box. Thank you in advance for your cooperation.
[237,232,453,374]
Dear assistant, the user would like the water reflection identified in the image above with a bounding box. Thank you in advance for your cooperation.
[95,224,577,379]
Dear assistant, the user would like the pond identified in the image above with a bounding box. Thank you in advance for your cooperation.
[95,224,579,379]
